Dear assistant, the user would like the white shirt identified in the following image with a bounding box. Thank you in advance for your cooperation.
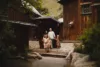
[48,31,55,39]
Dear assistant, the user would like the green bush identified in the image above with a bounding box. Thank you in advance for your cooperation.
[79,23,100,60]
[74,44,85,53]
[0,22,17,66]
[0,22,16,58]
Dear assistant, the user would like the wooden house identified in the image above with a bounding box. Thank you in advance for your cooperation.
[0,0,62,51]
[33,17,61,48]
[7,6,41,53]
[7,3,62,49]
[0,1,41,53]
[58,0,100,40]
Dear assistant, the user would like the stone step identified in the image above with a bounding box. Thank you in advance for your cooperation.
[31,49,67,54]
[30,49,67,58]
[61,40,81,43]
[30,52,66,58]
[40,53,66,58]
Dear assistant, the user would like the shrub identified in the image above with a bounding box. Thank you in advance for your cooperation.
[74,43,85,53]
[0,22,17,66]
[79,23,100,60]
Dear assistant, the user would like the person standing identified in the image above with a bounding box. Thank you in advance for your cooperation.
[48,28,55,48]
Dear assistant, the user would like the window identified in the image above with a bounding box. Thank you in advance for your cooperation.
[81,4,92,15]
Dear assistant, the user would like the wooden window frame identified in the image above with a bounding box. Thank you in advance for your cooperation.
[80,2,92,15]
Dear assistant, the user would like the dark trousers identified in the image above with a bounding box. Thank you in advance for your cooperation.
[51,39,56,48]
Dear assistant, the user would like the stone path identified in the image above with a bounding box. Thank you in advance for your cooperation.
[29,41,75,57]
[5,41,79,67]
[5,57,67,67]
[32,57,67,67]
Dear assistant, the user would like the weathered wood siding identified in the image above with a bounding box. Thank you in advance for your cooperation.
[7,7,37,51]
[80,0,97,34]
[62,0,81,40]
[14,25,29,53]
[8,7,31,22]
[61,0,99,40]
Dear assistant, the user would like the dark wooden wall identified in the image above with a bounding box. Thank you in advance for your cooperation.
[62,0,81,40]
[8,7,31,22]
[14,25,29,53]
[7,7,37,52]
[61,0,99,40]
[80,0,98,34]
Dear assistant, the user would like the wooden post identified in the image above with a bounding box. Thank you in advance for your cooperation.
[78,0,81,35]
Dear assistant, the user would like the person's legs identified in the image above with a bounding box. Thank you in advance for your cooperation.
[50,39,55,48]
[45,45,50,52]
[50,39,53,48]
[52,39,55,48]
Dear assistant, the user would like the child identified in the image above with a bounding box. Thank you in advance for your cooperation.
[56,35,60,48]
[42,34,51,52]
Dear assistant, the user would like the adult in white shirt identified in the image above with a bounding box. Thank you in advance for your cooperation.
[48,28,55,48]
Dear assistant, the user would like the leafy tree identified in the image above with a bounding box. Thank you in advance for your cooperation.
[24,0,42,9]
[23,0,49,15]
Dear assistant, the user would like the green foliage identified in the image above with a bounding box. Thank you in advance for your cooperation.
[0,0,49,15]
[79,23,100,60]
[0,22,16,58]
[39,8,49,15]
[0,22,17,66]
[0,22,16,45]
[25,0,42,9]
[0,0,8,9]
[41,0,63,18]
[0,0,9,16]
[24,0,49,15]
[74,44,85,53]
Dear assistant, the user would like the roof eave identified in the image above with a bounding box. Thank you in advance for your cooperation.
[33,16,60,23]
[1,20,37,27]
[57,0,71,5]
